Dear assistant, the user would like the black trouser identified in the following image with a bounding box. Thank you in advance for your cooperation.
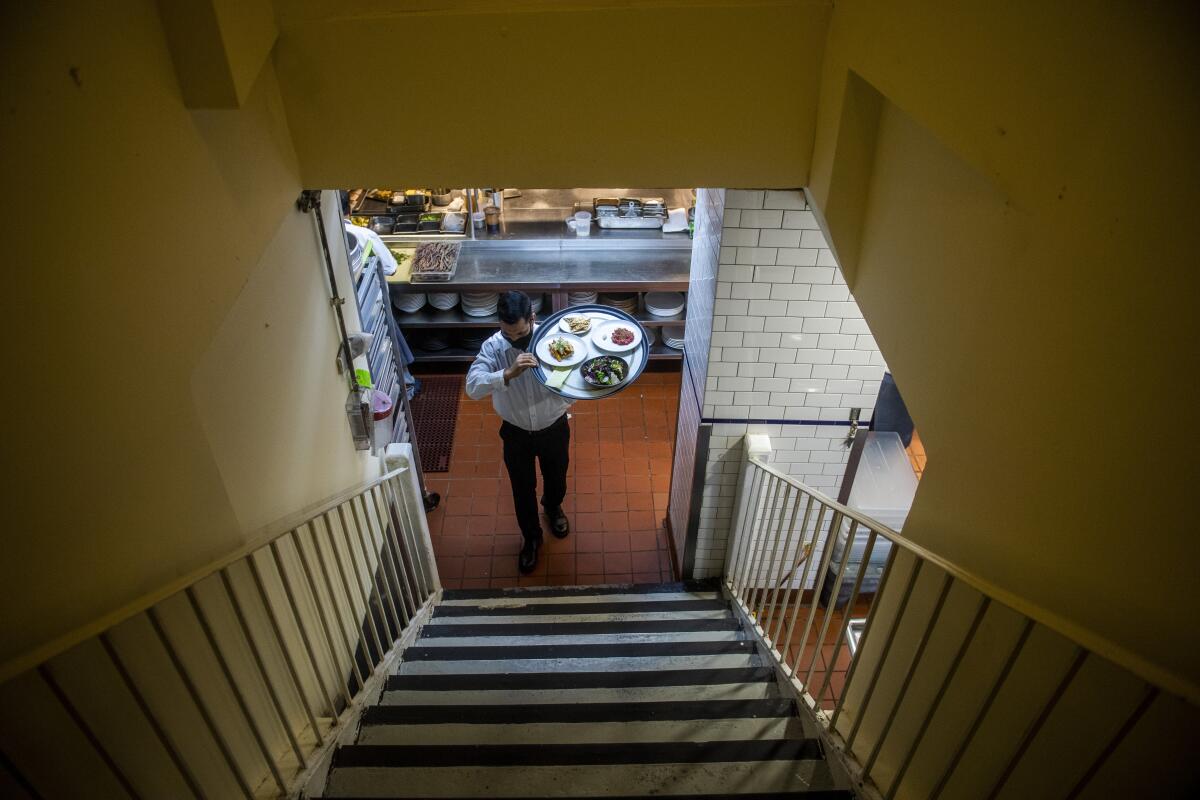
[499,415,570,543]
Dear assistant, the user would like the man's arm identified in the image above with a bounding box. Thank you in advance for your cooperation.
[465,340,507,400]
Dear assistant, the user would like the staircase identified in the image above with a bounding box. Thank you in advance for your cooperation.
[314,582,854,799]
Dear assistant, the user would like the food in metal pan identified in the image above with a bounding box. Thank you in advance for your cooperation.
[411,242,460,273]
[548,338,575,361]
[564,315,591,333]
[611,326,635,346]
[582,356,627,387]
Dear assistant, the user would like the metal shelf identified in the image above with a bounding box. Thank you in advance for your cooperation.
[411,343,682,363]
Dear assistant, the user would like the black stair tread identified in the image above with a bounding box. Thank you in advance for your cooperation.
[362,698,796,726]
[402,641,756,662]
[441,579,722,601]
[327,794,853,800]
[418,619,742,638]
[385,666,776,692]
[432,599,728,617]
[332,739,825,769]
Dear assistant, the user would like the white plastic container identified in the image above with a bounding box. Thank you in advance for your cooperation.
[566,212,592,236]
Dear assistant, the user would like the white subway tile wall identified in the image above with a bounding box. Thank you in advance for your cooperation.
[691,189,889,579]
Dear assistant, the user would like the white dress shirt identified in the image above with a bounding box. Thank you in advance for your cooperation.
[466,327,574,431]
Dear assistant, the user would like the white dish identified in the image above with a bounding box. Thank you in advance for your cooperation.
[536,332,588,367]
[559,314,593,334]
[591,320,642,353]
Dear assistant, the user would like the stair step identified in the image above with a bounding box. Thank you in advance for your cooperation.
[439,580,722,601]
[396,653,760,675]
[381,683,782,707]
[385,666,776,692]
[328,794,851,800]
[334,739,824,769]
[428,610,734,625]
[433,599,728,618]
[402,640,756,662]
[356,716,807,746]
[324,746,840,798]
[438,591,720,608]
[418,618,742,638]
[363,698,795,726]
[414,631,746,647]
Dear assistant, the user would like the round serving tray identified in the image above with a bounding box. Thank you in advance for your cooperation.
[530,304,649,400]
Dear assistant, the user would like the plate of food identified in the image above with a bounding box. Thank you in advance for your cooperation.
[535,332,587,367]
[559,314,593,334]
[580,355,629,388]
[591,320,642,353]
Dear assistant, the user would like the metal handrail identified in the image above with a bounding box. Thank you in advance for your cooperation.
[0,452,440,798]
[726,446,1194,799]
[746,454,1195,703]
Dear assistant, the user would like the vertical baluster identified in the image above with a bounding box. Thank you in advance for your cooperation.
[347,496,405,639]
[333,506,388,662]
[302,522,368,691]
[788,508,843,683]
[845,558,924,750]
[769,493,815,648]
[886,595,990,800]
[777,504,829,673]
[37,663,141,799]
[861,573,954,778]
[927,618,1034,800]
[269,540,345,714]
[728,467,764,596]
[744,476,784,617]
[147,608,254,800]
[0,747,42,800]
[831,545,899,730]
[323,510,386,670]
[338,502,397,648]
[1063,685,1158,800]
[984,649,1088,800]
[373,482,428,605]
[734,473,772,604]
[749,483,795,626]
[358,492,416,624]
[247,551,327,743]
[816,529,877,707]
[369,487,421,617]
[759,485,804,648]
[217,568,308,769]
[185,587,287,797]
[289,530,357,707]
[803,520,860,689]
[98,633,203,799]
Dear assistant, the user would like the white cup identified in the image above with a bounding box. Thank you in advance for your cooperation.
[566,211,592,236]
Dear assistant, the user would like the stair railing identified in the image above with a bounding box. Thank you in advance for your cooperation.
[0,444,440,799]
[723,434,1190,800]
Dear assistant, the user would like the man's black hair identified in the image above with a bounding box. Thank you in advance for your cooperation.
[497,291,532,324]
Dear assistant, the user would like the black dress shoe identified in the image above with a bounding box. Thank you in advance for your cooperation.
[518,538,541,574]
[547,506,570,538]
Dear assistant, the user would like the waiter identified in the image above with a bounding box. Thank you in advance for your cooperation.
[466,291,572,574]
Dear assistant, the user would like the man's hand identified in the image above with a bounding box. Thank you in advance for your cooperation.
[504,352,538,384]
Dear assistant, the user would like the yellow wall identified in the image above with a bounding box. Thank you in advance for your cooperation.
[271,0,831,188]
[807,1,1200,694]
[0,2,374,670]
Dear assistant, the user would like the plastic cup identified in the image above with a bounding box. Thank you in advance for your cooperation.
[572,211,591,236]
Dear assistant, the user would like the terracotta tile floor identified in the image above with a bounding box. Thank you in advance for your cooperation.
[421,369,682,589]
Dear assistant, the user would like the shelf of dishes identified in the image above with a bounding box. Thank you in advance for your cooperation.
[393,290,687,325]
[408,341,683,363]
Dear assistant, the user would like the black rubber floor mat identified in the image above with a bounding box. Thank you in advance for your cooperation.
[410,375,463,473]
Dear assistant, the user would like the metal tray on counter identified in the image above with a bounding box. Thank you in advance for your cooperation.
[528,304,649,401]
[408,241,461,283]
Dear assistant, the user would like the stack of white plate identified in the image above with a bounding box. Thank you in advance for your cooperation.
[644,326,658,346]
[662,325,685,350]
[459,329,492,352]
[645,291,686,317]
[395,293,427,313]
[568,290,598,307]
[429,292,459,311]
[530,294,544,313]
[599,292,639,314]
[420,331,451,352]
[462,291,499,317]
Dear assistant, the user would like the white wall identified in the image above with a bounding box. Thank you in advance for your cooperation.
[691,189,888,578]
